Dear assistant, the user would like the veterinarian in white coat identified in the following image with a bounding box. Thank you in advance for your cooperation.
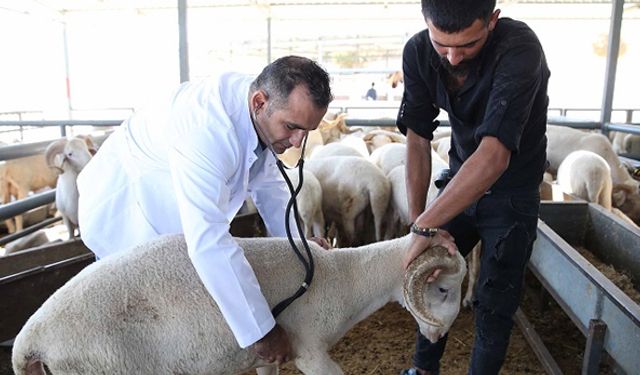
[77,56,332,363]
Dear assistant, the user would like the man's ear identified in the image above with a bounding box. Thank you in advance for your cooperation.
[250,90,267,113]
[488,9,500,31]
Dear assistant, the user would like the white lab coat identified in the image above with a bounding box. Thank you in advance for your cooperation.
[77,72,299,348]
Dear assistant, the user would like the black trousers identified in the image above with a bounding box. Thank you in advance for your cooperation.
[412,187,540,375]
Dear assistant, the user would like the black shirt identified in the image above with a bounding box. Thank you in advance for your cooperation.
[397,18,550,191]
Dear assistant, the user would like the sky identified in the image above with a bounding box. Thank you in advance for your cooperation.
[0,1,638,123]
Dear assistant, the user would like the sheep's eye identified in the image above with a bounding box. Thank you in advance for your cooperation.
[438,287,448,294]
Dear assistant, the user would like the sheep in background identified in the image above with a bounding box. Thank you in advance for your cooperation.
[12,234,466,375]
[611,131,640,155]
[1,230,50,256]
[362,129,406,154]
[0,154,58,233]
[547,125,638,191]
[612,184,640,225]
[305,156,390,247]
[279,114,355,167]
[384,150,448,239]
[45,137,95,239]
[283,168,326,238]
[310,140,367,160]
[432,136,451,163]
[369,143,406,176]
[557,150,613,209]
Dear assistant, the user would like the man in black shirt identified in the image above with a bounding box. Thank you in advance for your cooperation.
[397,1,550,374]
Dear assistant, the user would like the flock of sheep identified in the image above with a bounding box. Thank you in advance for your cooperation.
[4,117,640,374]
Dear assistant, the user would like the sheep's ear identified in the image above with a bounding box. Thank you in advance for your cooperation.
[79,135,98,155]
[612,187,627,206]
[403,246,464,327]
[44,139,68,170]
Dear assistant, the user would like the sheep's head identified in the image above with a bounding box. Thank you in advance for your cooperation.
[403,246,466,343]
[613,185,640,225]
[44,137,94,174]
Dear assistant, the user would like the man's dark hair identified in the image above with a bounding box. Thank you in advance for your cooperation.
[251,56,333,112]
[421,0,496,33]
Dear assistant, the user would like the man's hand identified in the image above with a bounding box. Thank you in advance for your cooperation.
[403,229,457,282]
[309,236,332,250]
[252,324,291,365]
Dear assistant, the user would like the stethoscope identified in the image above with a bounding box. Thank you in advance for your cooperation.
[251,107,315,319]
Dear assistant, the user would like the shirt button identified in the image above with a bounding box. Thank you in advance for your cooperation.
[500,99,507,106]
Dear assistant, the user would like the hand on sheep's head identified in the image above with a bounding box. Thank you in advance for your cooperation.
[403,228,457,279]
[309,236,332,250]
[252,323,292,365]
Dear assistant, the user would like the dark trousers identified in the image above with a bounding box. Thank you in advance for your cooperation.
[412,188,540,375]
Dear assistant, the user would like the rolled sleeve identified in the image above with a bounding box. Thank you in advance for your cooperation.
[168,126,275,348]
[396,35,440,140]
[475,42,545,153]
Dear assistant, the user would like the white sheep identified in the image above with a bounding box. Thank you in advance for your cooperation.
[557,150,613,209]
[283,168,326,238]
[546,125,638,191]
[12,234,467,375]
[44,137,95,239]
[384,150,448,240]
[279,114,355,167]
[310,142,365,159]
[305,156,390,247]
[369,143,407,176]
[432,136,451,163]
[361,129,406,154]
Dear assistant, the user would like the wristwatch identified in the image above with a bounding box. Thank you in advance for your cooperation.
[410,223,438,237]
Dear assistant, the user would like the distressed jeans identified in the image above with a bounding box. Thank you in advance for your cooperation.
[411,187,540,375]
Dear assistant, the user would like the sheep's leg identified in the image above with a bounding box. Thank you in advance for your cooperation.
[311,209,325,238]
[295,351,343,375]
[15,189,27,232]
[63,217,75,239]
[463,242,481,308]
[256,365,278,375]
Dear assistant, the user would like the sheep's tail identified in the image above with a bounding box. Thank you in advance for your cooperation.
[369,178,391,242]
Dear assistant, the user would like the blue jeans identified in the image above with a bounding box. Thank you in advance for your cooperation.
[411,187,540,375]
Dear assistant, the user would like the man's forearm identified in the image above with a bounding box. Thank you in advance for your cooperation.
[406,129,432,222]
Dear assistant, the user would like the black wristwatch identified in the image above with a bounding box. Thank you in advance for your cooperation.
[410,223,438,237]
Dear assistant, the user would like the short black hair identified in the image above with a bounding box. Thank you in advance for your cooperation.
[251,56,333,112]
[421,0,496,33]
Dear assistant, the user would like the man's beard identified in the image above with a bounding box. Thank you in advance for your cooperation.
[440,56,476,78]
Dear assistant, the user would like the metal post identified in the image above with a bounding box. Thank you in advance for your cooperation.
[267,16,272,64]
[178,0,190,83]
[599,0,624,135]
[581,319,607,375]
[62,22,72,136]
